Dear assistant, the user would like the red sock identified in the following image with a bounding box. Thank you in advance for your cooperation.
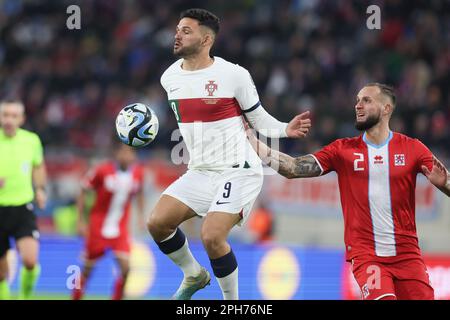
[72,276,86,300]
[112,277,125,300]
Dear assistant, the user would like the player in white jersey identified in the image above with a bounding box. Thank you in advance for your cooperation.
[147,8,311,300]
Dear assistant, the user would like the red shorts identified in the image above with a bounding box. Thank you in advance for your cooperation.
[351,257,434,300]
[84,232,130,260]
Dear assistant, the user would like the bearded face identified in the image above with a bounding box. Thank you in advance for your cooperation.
[354,86,386,131]
[355,109,382,131]
[173,18,205,58]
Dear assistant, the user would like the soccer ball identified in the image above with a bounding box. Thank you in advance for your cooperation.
[115,103,159,147]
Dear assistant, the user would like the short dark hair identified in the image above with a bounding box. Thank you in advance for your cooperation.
[365,83,396,107]
[0,98,22,105]
[180,8,220,34]
[0,99,25,112]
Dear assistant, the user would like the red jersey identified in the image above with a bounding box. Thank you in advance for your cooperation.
[82,161,144,239]
[313,132,433,262]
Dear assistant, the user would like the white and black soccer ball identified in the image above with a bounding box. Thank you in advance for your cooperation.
[115,103,159,147]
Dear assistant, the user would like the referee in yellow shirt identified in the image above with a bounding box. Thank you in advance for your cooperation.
[0,100,47,299]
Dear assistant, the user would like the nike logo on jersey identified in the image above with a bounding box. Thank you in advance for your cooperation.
[170,87,180,93]
[216,200,231,205]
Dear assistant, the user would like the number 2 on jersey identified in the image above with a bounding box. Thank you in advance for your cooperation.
[354,153,364,171]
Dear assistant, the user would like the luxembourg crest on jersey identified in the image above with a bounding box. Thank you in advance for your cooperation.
[394,154,405,166]
[205,80,218,96]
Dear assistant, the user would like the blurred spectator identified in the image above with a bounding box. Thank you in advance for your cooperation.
[247,202,274,244]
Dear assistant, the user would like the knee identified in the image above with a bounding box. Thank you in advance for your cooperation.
[22,258,37,270]
[201,229,224,253]
[147,214,163,238]
[147,214,175,242]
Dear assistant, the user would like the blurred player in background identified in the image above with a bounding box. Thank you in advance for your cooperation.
[147,8,310,300]
[0,100,47,300]
[248,83,450,300]
[72,143,146,300]
[246,201,274,244]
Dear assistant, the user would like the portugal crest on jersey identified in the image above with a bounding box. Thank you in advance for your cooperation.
[205,80,218,96]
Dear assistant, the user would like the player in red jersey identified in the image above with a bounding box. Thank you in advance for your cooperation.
[248,83,450,300]
[72,143,146,300]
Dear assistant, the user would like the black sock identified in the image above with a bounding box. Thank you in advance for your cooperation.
[210,249,237,278]
[155,228,186,254]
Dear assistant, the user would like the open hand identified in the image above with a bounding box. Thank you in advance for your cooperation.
[286,111,311,138]
[422,157,448,188]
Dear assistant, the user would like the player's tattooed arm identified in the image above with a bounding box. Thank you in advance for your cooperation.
[264,148,322,179]
[279,154,322,179]
[245,124,321,179]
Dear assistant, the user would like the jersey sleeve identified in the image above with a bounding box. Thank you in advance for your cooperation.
[312,140,341,175]
[160,59,182,94]
[32,134,44,166]
[413,139,433,175]
[234,66,261,112]
[82,166,103,190]
[160,71,168,93]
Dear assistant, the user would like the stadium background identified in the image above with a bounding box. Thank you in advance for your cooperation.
[1,0,449,299]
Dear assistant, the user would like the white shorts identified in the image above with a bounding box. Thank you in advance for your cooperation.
[162,168,263,226]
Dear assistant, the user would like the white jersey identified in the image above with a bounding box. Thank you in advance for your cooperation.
[161,56,263,171]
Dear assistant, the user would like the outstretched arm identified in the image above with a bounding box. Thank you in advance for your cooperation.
[246,125,321,179]
[235,67,311,139]
[245,107,311,139]
[422,157,450,197]
[277,154,322,179]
